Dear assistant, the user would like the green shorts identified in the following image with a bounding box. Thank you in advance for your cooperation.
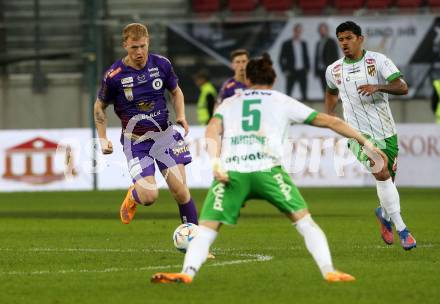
[347,134,398,177]
[199,166,308,225]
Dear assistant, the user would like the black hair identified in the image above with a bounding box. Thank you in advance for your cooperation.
[245,53,276,86]
[336,21,362,37]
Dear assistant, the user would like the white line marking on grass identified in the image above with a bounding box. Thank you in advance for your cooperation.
[0,249,273,276]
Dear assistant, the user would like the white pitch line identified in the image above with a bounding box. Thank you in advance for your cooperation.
[0,243,434,254]
[0,251,273,276]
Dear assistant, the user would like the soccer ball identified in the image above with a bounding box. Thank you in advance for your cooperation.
[173,223,199,253]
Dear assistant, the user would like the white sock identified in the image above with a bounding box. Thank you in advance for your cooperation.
[182,225,217,277]
[380,207,391,221]
[376,178,406,231]
[295,215,334,278]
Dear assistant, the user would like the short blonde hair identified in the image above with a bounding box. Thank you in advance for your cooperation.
[122,23,149,42]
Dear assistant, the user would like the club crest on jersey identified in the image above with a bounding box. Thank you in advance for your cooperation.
[367,65,376,76]
[124,88,134,101]
[152,78,163,90]
[137,74,147,84]
[121,76,133,84]
[136,101,154,112]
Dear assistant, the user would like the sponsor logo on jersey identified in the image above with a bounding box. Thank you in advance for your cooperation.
[121,76,133,84]
[152,78,163,90]
[212,183,225,211]
[367,64,376,76]
[107,67,121,79]
[123,88,134,101]
[136,101,154,112]
[150,72,160,78]
[348,67,361,74]
[332,64,341,72]
[148,67,158,72]
[366,58,376,64]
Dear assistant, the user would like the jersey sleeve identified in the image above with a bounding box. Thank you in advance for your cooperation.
[378,54,401,82]
[325,65,338,90]
[213,102,226,120]
[284,96,318,125]
[163,58,178,91]
[97,70,118,104]
[217,80,229,103]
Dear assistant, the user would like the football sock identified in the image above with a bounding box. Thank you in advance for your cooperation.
[295,215,335,278]
[131,188,142,205]
[376,178,406,231]
[178,198,199,224]
[380,207,391,222]
[182,225,217,277]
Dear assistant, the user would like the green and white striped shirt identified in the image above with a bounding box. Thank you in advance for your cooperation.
[326,50,401,140]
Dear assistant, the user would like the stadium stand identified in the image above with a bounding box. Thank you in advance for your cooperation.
[227,0,259,12]
[334,0,365,10]
[2,0,82,74]
[261,0,294,11]
[428,0,440,6]
[192,0,221,12]
[297,0,328,14]
[365,0,393,9]
[395,0,423,9]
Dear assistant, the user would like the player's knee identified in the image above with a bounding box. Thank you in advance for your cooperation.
[170,187,190,204]
[137,189,158,206]
[373,169,390,181]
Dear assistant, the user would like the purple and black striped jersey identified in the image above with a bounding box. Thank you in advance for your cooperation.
[98,53,178,135]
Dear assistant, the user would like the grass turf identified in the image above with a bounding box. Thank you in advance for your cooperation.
[0,188,439,304]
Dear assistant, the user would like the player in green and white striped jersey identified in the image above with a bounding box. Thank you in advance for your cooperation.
[325,21,416,250]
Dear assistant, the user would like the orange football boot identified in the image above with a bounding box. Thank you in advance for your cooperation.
[120,186,137,224]
[325,271,356,282]
[151,273,193,284]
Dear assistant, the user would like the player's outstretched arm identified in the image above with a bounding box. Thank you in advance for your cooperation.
[205,117,228,183]
[324,88,339,116]
[311,113,385,157]
[357,78,408,96]
[94,99,113,154]
[169,85,189,136]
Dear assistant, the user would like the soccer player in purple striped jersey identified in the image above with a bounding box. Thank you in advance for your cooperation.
[94,23,199,226]
[217,49,249,104]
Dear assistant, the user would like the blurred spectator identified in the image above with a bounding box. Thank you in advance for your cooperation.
[194,69,217,125]
[279,23,310,100]
[314,23,339,94]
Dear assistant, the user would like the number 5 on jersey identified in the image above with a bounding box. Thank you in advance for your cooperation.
[242,99,261,131]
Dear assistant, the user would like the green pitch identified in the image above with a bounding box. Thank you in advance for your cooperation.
[0,188,439,304]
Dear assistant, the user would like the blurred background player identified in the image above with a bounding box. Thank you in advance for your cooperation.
[151,53,387,284]
[279,23,310,100]
[94,23,199,226]
[193,69,217,125]
[217,49,249,103]
[325,21,416,250]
